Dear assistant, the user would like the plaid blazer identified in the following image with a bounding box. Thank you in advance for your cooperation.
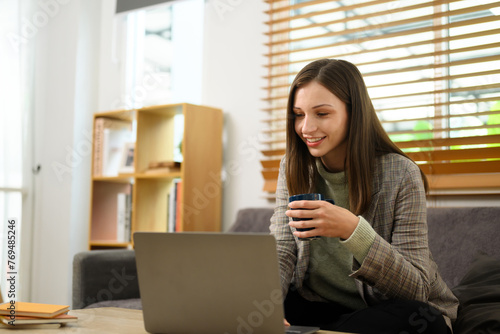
[270,153,458,329]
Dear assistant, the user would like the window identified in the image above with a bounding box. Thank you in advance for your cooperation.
[113,0,203,163]
[0,1,29,301]
[262,0,500,195]
[116,0,204,110]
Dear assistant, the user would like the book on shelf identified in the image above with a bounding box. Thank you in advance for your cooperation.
[175,181,183,232]
[116,192,126,242]
[167,179,182,232]
[93,117,133,177]
[0,302,69,319]
[125,187,133,242]
[116,185,133,242]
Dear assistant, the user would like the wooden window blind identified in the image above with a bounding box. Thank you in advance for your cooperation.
[261,0,500,196]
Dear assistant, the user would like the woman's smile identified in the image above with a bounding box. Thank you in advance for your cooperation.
[305,136,326,146]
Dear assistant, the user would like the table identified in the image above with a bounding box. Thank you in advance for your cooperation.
[7,307,352,333]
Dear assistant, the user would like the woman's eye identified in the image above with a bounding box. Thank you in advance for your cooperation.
[317,112,329,117]
[294,114,304,118]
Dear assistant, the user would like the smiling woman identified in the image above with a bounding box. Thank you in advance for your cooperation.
[270,59,458,333]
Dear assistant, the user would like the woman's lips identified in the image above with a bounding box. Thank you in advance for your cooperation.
[305,137,325,147]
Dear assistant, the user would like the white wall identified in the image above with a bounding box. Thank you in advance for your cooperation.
[202,0,272,230]
[30,0,100,305]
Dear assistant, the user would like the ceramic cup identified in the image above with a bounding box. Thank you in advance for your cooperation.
[288,193,334,241]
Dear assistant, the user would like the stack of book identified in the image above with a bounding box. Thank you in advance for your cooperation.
[0,302,77,329]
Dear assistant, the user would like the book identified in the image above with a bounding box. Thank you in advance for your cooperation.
[175,181,183,232]
[93,117,133,177]
[1,313,77,325]
[116,192,127,242]
[125,189,133,242]
[167,179,181,232]
[0,302,69,319]
[116,184,133,242]
[0,322,62,329]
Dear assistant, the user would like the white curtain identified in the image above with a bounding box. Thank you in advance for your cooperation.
[0,0,35,302]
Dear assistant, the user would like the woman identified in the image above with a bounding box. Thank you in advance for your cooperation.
[270,59,458,333]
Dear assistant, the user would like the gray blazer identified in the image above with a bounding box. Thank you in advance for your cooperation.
[270,153,458,329]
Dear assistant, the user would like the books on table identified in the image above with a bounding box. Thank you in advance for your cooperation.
[1,313,77,325]
[0,302,69,318]
[0,302,77,328]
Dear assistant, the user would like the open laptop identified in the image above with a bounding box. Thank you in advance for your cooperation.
[134,232,319,334]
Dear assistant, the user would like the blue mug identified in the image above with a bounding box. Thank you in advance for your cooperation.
[288,193,335,241]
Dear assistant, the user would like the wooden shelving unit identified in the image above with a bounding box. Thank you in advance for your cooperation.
[88,103,223,250]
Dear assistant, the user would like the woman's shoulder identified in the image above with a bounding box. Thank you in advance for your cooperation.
[377,152,417,168]
[375,153,421,179]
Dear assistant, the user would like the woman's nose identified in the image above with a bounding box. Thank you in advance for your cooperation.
[301,115,317,134]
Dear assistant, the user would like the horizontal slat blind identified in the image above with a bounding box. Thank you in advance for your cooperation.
[262,0,500,196]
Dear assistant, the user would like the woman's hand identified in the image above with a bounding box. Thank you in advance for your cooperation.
[284,318,291,326]
[286,200,359,240]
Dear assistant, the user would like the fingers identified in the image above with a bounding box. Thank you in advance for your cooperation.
[293,228,319,239]
[284,318,291,327]
[288,200,322,209]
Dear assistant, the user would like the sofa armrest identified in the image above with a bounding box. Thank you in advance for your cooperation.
[72,250,139,309]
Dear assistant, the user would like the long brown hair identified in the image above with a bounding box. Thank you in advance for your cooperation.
[286,59,428,215]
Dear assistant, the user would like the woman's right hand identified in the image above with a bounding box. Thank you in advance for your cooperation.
[284,318,291,326]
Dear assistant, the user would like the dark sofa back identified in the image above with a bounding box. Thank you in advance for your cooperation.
[427,207,500,288]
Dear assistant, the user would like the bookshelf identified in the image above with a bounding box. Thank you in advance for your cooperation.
[89,103,223,250]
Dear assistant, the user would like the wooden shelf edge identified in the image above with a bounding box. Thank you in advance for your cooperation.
[93,172,182,181]
[94,109,135,120]
[135,172,182,179]
[93,175,133,183]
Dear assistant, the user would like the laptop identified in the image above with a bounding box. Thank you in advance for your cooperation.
[134,232,319,334]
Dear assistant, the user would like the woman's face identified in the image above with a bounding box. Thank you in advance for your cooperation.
[293,80,349,172]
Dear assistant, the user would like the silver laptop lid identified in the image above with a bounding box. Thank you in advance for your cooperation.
[134,232,287,334]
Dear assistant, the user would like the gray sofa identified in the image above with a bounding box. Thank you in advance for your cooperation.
[73,207,500,332]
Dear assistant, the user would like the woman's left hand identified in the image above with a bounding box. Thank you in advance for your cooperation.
[286,200,359,240]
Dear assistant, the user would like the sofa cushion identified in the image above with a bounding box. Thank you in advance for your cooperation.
[452,253,500,333]
[427,207,500,288]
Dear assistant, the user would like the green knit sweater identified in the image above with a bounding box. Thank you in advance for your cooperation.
[303,160,376,310]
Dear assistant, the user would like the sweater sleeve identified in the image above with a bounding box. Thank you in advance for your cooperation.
[340,216,376,264]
